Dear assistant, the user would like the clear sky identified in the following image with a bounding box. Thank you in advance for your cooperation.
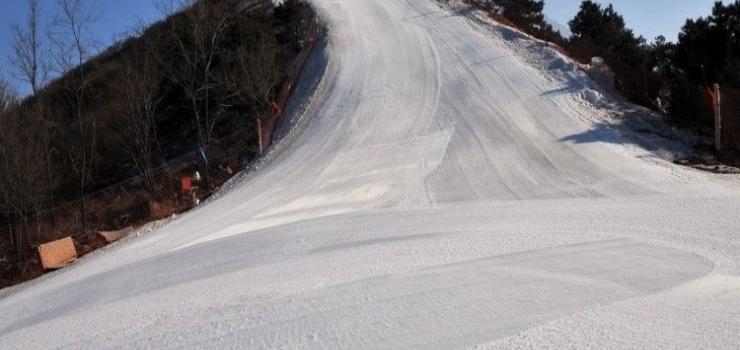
[0,0,163,95]
[544,0,734,42]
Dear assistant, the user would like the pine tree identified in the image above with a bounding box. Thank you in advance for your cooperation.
[568,1,646,66]
[646,35,676,77]
[496,0,547,35]
[675,1,740,86]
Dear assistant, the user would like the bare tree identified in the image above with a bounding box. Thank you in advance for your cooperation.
[48,0,99,75]
[10,0,57,221]
[9,0,50,96]
[0,79,46,262]
[228,32,282,116]
[0,78,16,114]
[156,0,235,149]
[114,46,163,194]
[47,0,99,233]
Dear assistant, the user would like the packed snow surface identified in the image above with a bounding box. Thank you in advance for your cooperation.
[2,0,740,348]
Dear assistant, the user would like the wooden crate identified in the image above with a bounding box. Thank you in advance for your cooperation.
[37,237,77,270]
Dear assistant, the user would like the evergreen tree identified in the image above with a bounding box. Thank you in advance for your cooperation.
[646,35,676,77]
[675,1,740,86]
[568,1,646,66]
[496,0,547,35]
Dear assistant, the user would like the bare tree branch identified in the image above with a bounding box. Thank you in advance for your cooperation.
[228,33,282,116]
[9,0,50,95]
[47,0,99,234]
[156,0,235,149]
[0,78,17,114]
[114,45,163,194]
[0,79,47,256]
[10,0,58,223]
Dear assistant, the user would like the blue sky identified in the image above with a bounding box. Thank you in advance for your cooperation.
[0,0,163,95]
[544,0,734,41]
[0,0,734,95]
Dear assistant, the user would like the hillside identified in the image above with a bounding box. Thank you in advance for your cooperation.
[0,0,314,287]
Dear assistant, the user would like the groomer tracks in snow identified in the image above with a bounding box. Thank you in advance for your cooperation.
[1,0,739,348]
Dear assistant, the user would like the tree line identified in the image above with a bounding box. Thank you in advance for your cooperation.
[0,0,313,283]
[469,0,740,127]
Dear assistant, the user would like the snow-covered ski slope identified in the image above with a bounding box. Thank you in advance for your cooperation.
[2,0,740,348]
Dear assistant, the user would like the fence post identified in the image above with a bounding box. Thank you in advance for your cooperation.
[714,83,722,151]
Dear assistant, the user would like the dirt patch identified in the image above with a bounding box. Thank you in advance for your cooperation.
[675,153,740,174]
